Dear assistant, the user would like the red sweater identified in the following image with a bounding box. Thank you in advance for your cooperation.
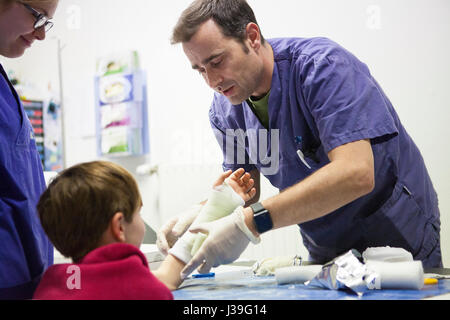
[33,243,173,300]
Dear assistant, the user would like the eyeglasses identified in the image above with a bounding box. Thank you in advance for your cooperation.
[21,2,54,32]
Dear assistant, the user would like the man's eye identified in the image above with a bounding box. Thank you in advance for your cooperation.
[211,59,222,67]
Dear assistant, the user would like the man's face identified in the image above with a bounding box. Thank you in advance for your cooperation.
[182,19,265,105]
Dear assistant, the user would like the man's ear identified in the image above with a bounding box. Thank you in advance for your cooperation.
[110,212,126,242]
[245,22,261,51]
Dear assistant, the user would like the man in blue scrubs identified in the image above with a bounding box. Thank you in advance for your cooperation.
[162,0,442,276]
[0,0,59,299]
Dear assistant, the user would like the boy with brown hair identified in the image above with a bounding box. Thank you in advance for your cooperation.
[33,161,255,299]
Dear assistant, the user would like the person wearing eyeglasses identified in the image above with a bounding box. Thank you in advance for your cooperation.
[0,0,58,299]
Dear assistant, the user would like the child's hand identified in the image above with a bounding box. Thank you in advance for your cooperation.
[213,168,256,203]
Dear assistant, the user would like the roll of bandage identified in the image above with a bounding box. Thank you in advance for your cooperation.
[275,265,323,285]
[365,260,424,290]
[362,246,413,263]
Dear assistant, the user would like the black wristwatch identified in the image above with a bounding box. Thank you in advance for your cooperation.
[250,202,273,234]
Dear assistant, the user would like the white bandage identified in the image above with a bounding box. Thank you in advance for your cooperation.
[169,181,245,263]
[362,246,413,263]
[253,255,302,276]
[234,207,260,245]
[275,265,323,284]
[365,260,424,290]
[190,182,245,255]
[168,233,194,264]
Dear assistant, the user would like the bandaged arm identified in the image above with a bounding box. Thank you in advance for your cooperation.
[168,181,245,263]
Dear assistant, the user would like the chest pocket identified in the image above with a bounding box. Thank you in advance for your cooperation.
[14,120,41,192]
[288,126,327,176]
[288,96,328,173]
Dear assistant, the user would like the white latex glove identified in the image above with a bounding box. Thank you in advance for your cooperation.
[252,255,302,276]
[179,206,261,279]
[168,181,245,263]
[156,204,203,255]
[190,181,245,255]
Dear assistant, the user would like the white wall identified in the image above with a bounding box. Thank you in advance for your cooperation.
[2,0,449,265]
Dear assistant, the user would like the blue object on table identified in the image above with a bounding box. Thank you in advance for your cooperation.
[192,272,215,279]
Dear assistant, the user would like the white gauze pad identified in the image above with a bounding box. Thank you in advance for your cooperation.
[275,265,323,285]
[190,181,245,255]
[365,260,424,290]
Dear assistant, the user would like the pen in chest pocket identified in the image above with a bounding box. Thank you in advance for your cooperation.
[294,136,312,169]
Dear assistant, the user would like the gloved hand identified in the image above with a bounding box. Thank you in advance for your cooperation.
[168,180,246,263]
[157,168,254,256]
[190,181,245,255]
[156,204,203,255]
[179,206,261,279]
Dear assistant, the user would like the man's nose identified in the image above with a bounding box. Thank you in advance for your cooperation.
[204,68,223,91]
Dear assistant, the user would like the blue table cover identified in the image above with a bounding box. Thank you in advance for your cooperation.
[174,271,450,300]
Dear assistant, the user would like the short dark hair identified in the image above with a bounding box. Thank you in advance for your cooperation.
[171,0,264,45]
[37,161,142,262]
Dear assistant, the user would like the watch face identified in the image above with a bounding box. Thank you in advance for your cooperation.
[253,206,273,234]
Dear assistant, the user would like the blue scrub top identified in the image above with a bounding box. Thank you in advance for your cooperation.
[210,37,441,267]
[0,64,53,299]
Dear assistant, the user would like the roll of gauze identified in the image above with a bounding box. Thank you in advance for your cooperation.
[275,265,323,285]
[365,260,424,290]
[362,246,413,263]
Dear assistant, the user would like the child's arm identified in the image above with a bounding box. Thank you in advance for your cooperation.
[221,168,256,204]
[154,168,255,290]
[188,169,255,255]
[152,254,185,291]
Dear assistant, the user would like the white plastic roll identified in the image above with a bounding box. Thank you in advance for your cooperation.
[275,265,323,285]
[362,246,413,263]
[365,260,424,290]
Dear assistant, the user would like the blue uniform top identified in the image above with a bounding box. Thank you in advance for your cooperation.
[0,63,53,299]
[210,37,441,267]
